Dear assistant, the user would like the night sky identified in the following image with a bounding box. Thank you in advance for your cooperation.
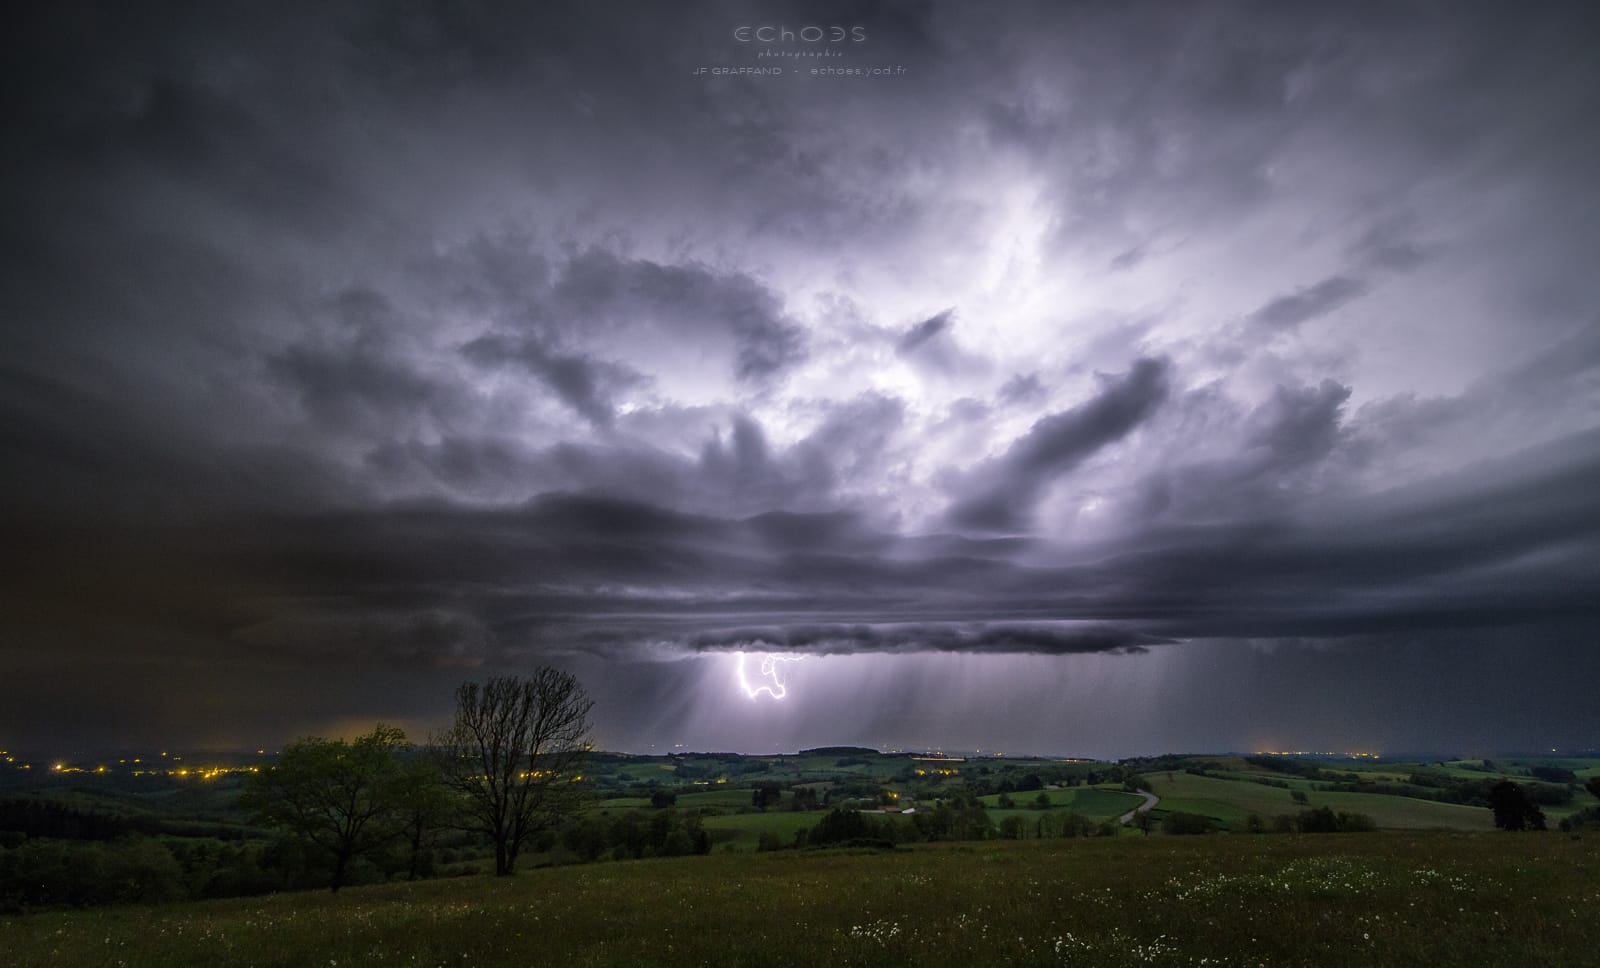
[3,2,1598,756]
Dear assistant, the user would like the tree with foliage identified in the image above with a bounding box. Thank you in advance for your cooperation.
[1292,806,1375,833]
[1033,791,1052,810]
[803,807,898,848]
[1558,805,1600,833]
[1529,765,1578,784]
[1587,776,1600,801]
[396,751,450,881]
[752,782,783,810]
[434,669,594,876]
[242,724,409,892]
[999,815,1028,839]
[1488,780,1547,831]
[649,789,677,809]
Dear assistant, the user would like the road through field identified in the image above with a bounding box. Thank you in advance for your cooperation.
[1120,789,1159,824]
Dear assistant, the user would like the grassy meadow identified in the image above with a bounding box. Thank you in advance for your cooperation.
[1142,772,1498,831]
[4,831,1597,968]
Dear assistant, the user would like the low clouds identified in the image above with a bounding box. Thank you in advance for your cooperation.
[684,622,1175,656]
[8,421,1596,677]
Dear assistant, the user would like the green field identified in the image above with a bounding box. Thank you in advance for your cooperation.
[5,832,1597,967]
[1148,772,1314,824]
[976,786,1142,817]
[675,787,762,810]
[1144,772,1503,831]
[700,809,819,849]
[1309,792,1494,830]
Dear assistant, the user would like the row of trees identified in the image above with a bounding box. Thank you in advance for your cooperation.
[245,669,592,891]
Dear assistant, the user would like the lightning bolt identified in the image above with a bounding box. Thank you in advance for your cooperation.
[735,651,803,700]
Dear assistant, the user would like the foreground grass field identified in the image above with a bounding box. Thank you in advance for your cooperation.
[4,832,1597,968]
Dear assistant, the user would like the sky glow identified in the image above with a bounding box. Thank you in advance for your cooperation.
[2,2,1598,754]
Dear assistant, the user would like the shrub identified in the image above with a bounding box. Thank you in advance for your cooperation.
[1530,766,1578,784]
[1557,806,1600,833]
[1292,807,1375,833]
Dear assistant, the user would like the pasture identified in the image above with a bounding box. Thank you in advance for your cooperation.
[1145,771,1500,831]
[4,831,1596,967]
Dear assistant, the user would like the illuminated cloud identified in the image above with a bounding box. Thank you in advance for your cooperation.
[2,1,1598,750]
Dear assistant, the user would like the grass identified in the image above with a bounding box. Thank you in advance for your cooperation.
[1069,788,1144,818]
[674,788,759,810]
[1149,773,1313,822]
[4,832,1597,967]
[1145,772,1505,831]
[976,787,1142,819]
[700,810,818,850]
[1312,792,1494,831]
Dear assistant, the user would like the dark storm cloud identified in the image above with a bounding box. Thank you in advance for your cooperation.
[461,335,641,428]
[268,344,451,436]
[4,0,1600,750]
[551,249,806,383]
[683,622,1174,656]
[1345,322,1600,472]
[1246,276,1369,332]
[1134,378,1353,524]
[12,418,1595,676]
[231,608,496,669]
[947,358,1170,531]
[897,308,955,353]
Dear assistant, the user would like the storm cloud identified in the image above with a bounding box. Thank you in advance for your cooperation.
[3,1,1599,751]
[947,359,1171,531]
[1246,276,1369,332]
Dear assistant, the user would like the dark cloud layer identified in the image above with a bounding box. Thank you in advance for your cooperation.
[3,1,1599,750]
[685,623,1174,656]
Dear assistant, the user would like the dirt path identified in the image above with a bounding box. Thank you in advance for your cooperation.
[1119,789,1159,824]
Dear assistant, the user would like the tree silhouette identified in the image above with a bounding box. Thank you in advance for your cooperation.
[435,669,593,875]
[1488,781,1547,831]
[751,782,782,810]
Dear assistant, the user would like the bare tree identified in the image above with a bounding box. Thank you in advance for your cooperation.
[435,669,593,875]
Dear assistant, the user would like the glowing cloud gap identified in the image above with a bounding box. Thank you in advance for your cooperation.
[735,651,803,700]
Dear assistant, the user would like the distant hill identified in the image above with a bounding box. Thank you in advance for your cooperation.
[798,746,881,757]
